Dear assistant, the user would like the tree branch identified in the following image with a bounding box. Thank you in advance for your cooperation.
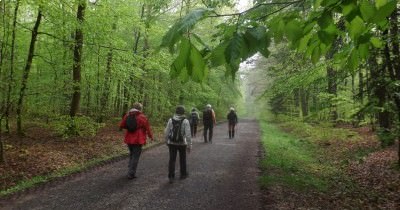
[207,0,304,18]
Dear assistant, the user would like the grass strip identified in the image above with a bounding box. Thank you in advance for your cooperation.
[259,119,338,192]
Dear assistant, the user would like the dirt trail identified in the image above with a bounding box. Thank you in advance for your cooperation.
[1,119,262,210]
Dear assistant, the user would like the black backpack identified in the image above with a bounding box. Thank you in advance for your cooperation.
[190,112,198,124]
[168,118,184,143]
[203,109,212,123]
[125,114,138,132]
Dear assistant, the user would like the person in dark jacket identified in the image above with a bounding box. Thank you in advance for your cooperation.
[227,107,238,139]
[119,102,153,179]
[189,108,200,137]
[203,104,216,143]
[164,105,192,183]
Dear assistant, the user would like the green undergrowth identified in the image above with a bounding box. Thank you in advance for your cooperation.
[259,120,339,192]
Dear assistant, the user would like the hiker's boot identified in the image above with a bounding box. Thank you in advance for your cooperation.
[232,130,235,138]
[228,131,232,139]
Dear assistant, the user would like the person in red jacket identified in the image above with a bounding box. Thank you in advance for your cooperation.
[119,102,153,179]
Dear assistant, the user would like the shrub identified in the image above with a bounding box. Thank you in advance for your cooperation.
[51,115,105,138]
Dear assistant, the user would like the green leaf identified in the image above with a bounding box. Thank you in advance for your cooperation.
[370,37,383,48]
[244,26,270,58]
[358,43,370,60]
[298,33,312,52]
[318,11,333,29]
[372,0,397,24]
[318,30,335,45]
[259,47,270,58]
[225,33,246,64]
[360,0,376,22]
[170,38,191,78]
[210,41,228,67]
[189,44,207,82]
[269,17,285,42]
[375,0,388,9]
[348,16,366,40]
[341,2,357,16]
[191,33,209,49]
[314,0,323,8]
[285,19,303,42]
[321,0,340,7]
[160,8,212,52]
[348,48,359,70]
[311,46,321,63]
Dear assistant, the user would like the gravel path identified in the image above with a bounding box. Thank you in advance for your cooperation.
[3,119,262,210]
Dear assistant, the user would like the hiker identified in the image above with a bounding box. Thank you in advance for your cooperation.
[119,102,153,179]
[203,104,216,143]
[164,105,192,183]
[189,108,200,137]
[227,107,238,139]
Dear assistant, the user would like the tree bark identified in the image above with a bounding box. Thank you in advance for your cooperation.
[70,1,86,117]
[5,0,19,133]
[300,88,308,118]
[16,9,42,135]
[99,49,113,122]
[388,8,400,165]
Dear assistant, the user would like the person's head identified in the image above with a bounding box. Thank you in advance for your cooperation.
[230,107,235,111]
[192,108,196,112]
[175,105,185,115]
[132,102,143,111]
[206,104,212,109]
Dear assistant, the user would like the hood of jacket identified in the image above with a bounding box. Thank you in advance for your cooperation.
[172,114,186,120]
[129,108,141,115]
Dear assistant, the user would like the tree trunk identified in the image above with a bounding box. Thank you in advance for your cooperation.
[5,0,19,133]
[369,49,391,143]
[388,8,400,165]
[16,9,42,135]
[70,1,86,117]
[327,66,338,121]
[300,88,308,118]
[357,68,364,122]
[325,19,344,123]
[99,49,113,122]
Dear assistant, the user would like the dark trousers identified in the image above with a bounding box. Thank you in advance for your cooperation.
[190,123,198,137]
[203,124,213,142]
[228,123,236,139]
[128,144,142,176]
[168,144,187,178]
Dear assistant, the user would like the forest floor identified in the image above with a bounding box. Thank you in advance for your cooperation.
[0,119,165,196]
[261,121,399,209]
[0,119,399,209]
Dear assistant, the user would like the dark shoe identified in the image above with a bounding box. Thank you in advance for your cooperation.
[180,174,188,180]
[169,177,174,183]
[127,174,137,180]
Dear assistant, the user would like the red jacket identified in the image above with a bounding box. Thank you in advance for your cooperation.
[119,110,153,145]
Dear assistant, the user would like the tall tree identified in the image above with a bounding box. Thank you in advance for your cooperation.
[70,0,86,117]
[16,9,43,134]
[4,0,20,133]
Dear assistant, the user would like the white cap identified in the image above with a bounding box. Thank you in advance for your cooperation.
[230,107,234,111]
[206,104,211,108]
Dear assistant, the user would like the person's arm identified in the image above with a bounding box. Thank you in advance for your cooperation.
[144,117,153,140]
[212,110,216,125]
[119,114,127,129]
[164,119,172,144]
[184,119,192,150]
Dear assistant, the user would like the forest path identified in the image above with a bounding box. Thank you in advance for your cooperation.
[3,120,263,210]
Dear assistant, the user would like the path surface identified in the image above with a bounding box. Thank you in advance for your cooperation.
[2,120,262,210]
